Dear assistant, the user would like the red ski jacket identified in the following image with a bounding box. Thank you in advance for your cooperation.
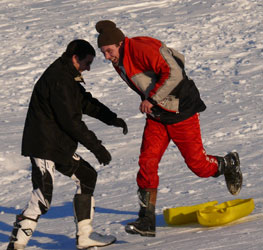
[114,36,206,124]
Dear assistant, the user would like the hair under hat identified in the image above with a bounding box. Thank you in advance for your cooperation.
[95,20,125,48]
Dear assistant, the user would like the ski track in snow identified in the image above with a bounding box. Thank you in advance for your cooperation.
[0,0,263,249]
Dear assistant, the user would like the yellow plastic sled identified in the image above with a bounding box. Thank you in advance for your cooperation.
[197,198,255,226]
[163,200,218,225]
[163,199,254,227]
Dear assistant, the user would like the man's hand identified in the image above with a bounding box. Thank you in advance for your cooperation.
[111,118,128,135]
[140,100,153,114]
[90,143,112,165]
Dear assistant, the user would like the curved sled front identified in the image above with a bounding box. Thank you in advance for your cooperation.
[163,201,218,225]
[197,198,255,227]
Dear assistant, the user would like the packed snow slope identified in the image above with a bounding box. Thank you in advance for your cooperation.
[0,0,262,249]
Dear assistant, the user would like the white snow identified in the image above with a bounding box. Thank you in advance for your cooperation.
[0,0,263,249]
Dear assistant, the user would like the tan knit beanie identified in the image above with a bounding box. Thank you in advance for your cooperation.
[95,20,125,48]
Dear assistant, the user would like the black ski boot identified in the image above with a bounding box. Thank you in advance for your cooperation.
[215,152,242,195]
[125,188,157,237]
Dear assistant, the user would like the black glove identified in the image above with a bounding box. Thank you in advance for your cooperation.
[111,118,128,135]
[91,143,112,166]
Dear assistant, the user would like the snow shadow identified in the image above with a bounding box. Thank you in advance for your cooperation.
[43,202,139,219]
[0,206,19,215]
[0,204,166,249]
[0,205,74,249]
[0,220,75,250]
[0,204,74,249]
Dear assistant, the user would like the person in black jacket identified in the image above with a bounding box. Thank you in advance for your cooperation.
[7,39,127,250]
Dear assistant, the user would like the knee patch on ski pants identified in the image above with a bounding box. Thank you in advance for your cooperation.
[56,154,97,195]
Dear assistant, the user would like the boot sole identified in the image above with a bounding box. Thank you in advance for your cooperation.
[125,224,155,237]
[76,237,116,249]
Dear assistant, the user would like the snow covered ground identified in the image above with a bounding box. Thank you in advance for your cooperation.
[0,0,263,249]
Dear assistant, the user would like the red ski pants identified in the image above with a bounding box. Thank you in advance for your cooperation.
[137,114,218,189]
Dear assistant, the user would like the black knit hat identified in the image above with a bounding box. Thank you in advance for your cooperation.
[95,20,125,48]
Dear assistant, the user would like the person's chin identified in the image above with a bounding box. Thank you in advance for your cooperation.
[111,59,119,66]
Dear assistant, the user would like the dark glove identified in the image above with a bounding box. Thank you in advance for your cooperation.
[91,143,112,166]
[111,118,128,135]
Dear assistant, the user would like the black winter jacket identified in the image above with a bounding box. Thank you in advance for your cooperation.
[22,53,117,165]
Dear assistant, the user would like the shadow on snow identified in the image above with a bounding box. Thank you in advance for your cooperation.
[0,203,166,249]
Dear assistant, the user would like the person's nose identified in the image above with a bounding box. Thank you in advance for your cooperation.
[85,65,90,71]
[104,52,111,60]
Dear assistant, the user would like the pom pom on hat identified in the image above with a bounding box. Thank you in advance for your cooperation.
[95,20,125,48]
[95,20,116,33]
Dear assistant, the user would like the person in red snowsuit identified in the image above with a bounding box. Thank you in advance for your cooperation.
[95,20,243,237]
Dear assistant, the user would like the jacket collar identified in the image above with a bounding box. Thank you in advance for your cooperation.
[60,52,85,83]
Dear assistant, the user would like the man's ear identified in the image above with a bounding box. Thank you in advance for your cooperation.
[118,41,123,47]
[72,55,80,69]
[72,54,79,64]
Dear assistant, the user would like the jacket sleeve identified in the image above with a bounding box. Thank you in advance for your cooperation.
[79,85,117,125]
[49,81,104,152]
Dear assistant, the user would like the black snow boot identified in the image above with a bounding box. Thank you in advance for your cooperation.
[125,188,157,237]
[214,152,242,195]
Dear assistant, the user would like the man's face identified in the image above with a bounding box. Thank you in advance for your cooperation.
[73,54,94,73]
[100,43,123,66]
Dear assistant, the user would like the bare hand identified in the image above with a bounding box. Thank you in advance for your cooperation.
[140,100,153,114]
